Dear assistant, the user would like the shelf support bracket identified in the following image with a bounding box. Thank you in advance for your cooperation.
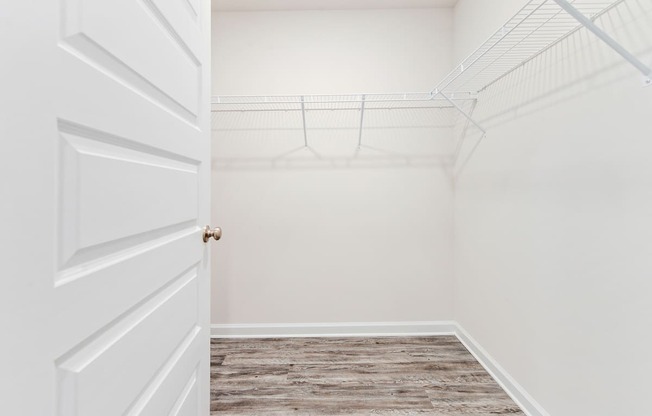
[433,90,486,135]
[453,99,478,165]
[553,0,652,84]
[357,94,366,148]
[301,96,308,147]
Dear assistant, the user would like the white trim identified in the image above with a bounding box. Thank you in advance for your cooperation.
[454,325,550,416]
[211,321,456,338]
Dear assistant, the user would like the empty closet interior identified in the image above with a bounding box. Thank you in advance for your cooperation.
[209,0,652,414]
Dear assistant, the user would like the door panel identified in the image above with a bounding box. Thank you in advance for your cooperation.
[57,269,200,416]
[0,0,211,415]
[53,230,200,354]
[57,127,199,272]
[137,349,201,416]
[60,0,201,121]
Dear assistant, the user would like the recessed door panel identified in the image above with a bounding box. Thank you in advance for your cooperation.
[57,129,199,271]
[56,269,199,416]
[60,0,201,122]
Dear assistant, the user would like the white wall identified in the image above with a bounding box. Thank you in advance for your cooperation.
[212,9,453,95]
[453,1,652,415]
[451,0,521,63]
[211,9,455,325]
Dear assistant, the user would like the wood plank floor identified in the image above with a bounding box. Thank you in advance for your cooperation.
[210,336,524,415]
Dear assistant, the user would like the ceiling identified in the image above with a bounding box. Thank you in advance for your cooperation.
[212,0,458,12]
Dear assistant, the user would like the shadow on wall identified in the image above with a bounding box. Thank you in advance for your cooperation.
[454,0,652,173]
[211,102,466,176]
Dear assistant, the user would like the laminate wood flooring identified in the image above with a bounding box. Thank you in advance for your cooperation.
[210,336,524,415]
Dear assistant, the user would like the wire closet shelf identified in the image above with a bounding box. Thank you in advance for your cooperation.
[212,0,649,144]
[211,93,476,112]
[432,0,632,96]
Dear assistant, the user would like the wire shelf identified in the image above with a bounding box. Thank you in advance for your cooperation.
[211,0,647,160]
[212,93,479,151]
[211,93,476,113]
[433,0,625,95]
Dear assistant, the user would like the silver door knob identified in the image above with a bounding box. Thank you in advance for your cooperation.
[203,225,222,243]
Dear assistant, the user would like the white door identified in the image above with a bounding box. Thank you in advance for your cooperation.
[0,0,212,415]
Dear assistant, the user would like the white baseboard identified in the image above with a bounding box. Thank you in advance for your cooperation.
[210,320,549,416]
[454,325,550,416]
[210,321,457,338]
